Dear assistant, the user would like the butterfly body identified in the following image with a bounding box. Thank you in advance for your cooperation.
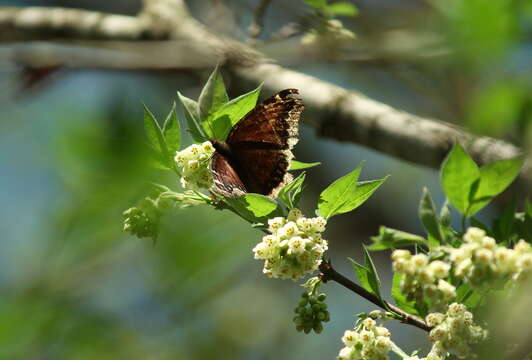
[210,89,304,198]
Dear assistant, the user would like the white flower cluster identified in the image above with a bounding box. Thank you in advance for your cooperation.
[447,227,532,284]
[252,209,328,280]
[174,141,215,191]
[391,250,455,311]
[424,303,487,359]
[338,318,392,360]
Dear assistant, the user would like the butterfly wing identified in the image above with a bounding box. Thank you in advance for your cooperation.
[210,152,247,197]
[226,89,304,196]
[227,88,303,149]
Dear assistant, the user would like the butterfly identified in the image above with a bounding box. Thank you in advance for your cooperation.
[210,88,304,198]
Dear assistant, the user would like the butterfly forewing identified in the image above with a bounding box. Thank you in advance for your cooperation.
[228,89,303,149]
[210,88,304,197]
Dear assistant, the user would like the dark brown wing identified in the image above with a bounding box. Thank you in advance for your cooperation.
[227,88,303,149]
[224,89,303,197]
[210,152,246,197]
[230,147,292,196]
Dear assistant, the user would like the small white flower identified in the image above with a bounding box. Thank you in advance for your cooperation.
[287,236,308,255]
[391,249,411,261]
[375,336,392,353]
[362,318,376,329]
[338,346,354,360]
[359,330,375,344]
[268,217,285,233]
[278,221,299,238]
[311,216,327,232]
[475,248,493,265]
[437,279,456,298]
[411,254,429,268]
[341,330,359,346]
[464,227,486,243]
[375,326,391,338]
[429,261,450,279]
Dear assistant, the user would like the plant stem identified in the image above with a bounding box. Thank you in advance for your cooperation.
[318,261,431,332]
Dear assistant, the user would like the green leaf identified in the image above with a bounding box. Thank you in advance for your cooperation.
[177,92,205,143]
[338,178,387,214]
[493,199,516,243]
[278,172,306,209]
[162,102,180,157]
[143,104,171,167]
[289,160,321,170]
[326,2,358,17]
[419,187,443,246]
[198,65,229,137]
[226,194,282,224]
[211,84,262,140]
[318,165,362,219]
[349,246,382,300]
[467,156,524,216]
[368,226,427,251]
[441,144,480,215]
[391,273,419,315]
[304,0,327,9]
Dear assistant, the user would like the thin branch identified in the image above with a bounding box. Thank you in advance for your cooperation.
[248,0,274,43]
[319,261,431,332]
[0,0,530,187]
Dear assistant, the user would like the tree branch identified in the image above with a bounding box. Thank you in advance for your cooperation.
[0,0,530,186]
[319,261,431,332]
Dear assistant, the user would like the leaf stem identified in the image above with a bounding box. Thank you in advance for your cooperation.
[318,261,431,332]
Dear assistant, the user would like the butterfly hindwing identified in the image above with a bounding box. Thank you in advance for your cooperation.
[230,146,292,196]
[211,152,246,197]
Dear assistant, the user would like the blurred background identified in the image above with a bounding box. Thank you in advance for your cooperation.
[0,0,531,359]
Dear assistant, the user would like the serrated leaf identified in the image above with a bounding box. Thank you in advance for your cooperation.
[419,187,443,246]
[466,156,524,216]
[336,177,388,214]
[391,272,419,315]
[226,193,282,224]
[349,247,382,300]
[198,65,229,137]
[368,226,427,251]
[177,92,205,143]
[326,2,358,16]
[278,172,306,209]
[210,84,262,141]
[143,104,171,167]
[350,258,373,295]
[441,144,480,215]
[289,160,321,170]
[318,165,362,218]
[162,102,180,157]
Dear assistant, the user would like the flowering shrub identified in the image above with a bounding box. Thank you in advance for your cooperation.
[124,67,529,360]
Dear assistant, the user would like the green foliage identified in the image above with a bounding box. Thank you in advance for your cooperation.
[225,193,283,225]
[289,160,321,170]
[143,104,176,170]
[419,188,445,246]
[198,65,229,138]
[210,84,262,141]
[162,102,180,157]
[177,91,205,142]
[317,162,387,219]
[350,247,382,300]
[441,144,522,217]
[391,273,419,316]
[368,227,427,251]
[303,0,358,17]
[278,172,306,209]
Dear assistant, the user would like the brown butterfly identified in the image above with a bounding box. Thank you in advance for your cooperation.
[210,88,304,198]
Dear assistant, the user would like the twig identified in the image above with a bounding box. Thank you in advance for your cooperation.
[319,261,431,332]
